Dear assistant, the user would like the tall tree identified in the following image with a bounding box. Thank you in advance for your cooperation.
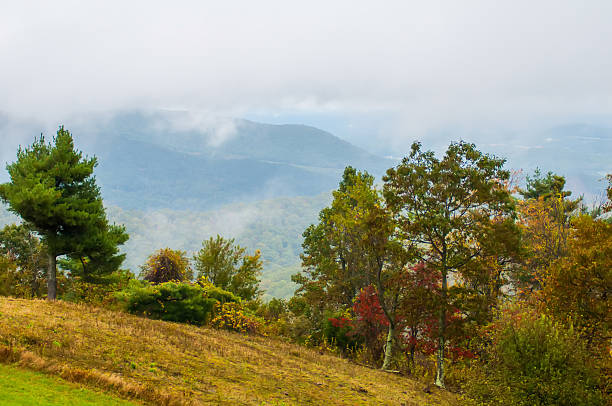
[541,214,611,355]
[516,170,579,291]
[295,167,408,370]
[193,235,262,300]
[293,167,377,312]
[0,126,128,299]
[383,141,517,388]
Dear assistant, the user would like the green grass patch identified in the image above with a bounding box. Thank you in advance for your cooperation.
[0,363,137,406]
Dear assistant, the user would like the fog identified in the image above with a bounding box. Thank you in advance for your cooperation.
[2,1,611,141]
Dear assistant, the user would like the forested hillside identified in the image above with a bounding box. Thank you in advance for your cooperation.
[107,193,331,299]
[0,194,328,299]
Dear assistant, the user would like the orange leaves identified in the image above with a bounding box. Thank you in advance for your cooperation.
[539,215,612,354]
[517,194,578,289]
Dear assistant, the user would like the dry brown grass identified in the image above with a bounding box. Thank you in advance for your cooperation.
[0,297,456,405]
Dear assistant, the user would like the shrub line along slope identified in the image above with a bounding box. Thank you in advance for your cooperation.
[0,298,455,405]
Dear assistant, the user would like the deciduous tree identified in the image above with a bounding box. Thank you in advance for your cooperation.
[193,235,262,300]
[0,224,47,297]
[383,141,517,388]
[540,215,611,355]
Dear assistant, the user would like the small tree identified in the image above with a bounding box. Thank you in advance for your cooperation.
[519,168,571,200]
[0,224,48,297]
[141,248,192,283]
[193,235,262,300]
[0,127,128,299]
[463,306,605,406]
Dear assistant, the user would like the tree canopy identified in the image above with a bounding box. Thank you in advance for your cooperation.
[383,141,519,387]
[193,235,262,301]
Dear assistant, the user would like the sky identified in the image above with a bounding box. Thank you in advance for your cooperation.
[1,0,612,154]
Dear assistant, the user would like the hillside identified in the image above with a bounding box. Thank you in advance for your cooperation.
[106,194,332,299]
[74,111,394,211]
[3,112,611,299]
[482,123,612,201]
[0,298,456,405]
[0,197,322,300]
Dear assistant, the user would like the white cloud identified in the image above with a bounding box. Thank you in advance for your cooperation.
[0,1,611,140]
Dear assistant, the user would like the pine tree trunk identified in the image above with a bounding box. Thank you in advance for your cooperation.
[47,253,57,300]
[381,322,395,370]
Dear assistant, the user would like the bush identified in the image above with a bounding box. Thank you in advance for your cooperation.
[141,248,192,283]
[462,306,605,406]
[197,279,241,304]
[210,302,260,334]
[62,269,134,306]
[117,281,216,325]
[323,311,361,352]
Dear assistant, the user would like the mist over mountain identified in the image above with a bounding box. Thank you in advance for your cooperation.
[484,123,612,201]
[66,111,394,210]
[1,111,611,298]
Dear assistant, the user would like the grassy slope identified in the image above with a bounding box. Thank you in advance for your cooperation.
[0,363,138,406]
[0,298,456,405]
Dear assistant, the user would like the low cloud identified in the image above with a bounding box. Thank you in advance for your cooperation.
[1,0,611,141]
[152,111,239,147]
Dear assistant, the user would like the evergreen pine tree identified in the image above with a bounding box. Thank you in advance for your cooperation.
[0,126,128,299]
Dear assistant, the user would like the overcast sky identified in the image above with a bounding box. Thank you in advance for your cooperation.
[2,1,612,151]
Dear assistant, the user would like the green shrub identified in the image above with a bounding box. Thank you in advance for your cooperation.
[210,302,261,334]
[117,281,216,325]
[198,280,240,304]
[463,306,605,406]
[62,269,134,306]
[322,311,361,352]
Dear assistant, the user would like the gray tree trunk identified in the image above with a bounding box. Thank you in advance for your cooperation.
[435,269,448,388]
[381,322,395,370]
[47,253,56,300]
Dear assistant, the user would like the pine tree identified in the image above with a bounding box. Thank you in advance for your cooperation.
[0,126,128,299]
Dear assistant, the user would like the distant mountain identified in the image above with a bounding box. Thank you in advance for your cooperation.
[484,123,612,200]
[2,112,611,298]
[76,111,393,210]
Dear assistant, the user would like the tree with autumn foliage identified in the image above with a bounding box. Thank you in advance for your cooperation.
[540,214,611,356]
[383,141,518,388]
[605,174,612,214]
[395,263,442,369]
[294,166,409,370]
[294,167,378,313]
[141,248,192,283]
[351,285,388,363]
[0,224,48,298]
[516,170,580,291]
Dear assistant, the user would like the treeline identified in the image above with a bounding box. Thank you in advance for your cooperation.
[286,145,611,404]
[0,127,610,405]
